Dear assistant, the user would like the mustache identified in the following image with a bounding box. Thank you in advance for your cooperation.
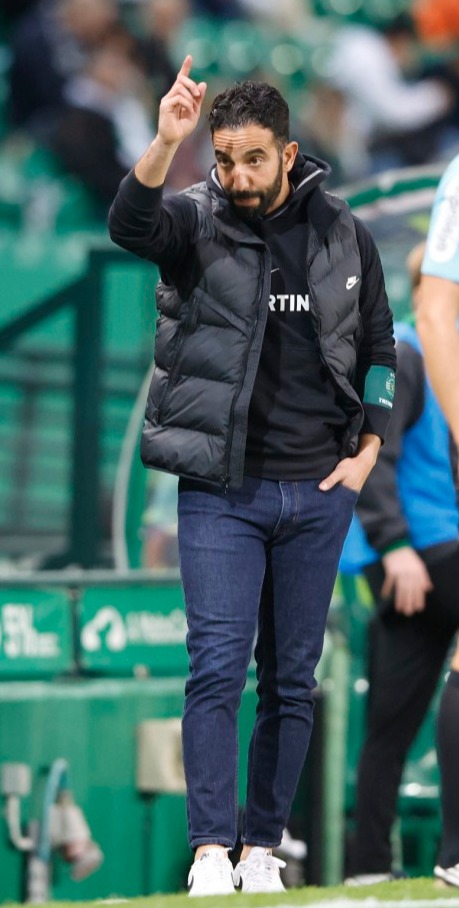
[228,190,263,202]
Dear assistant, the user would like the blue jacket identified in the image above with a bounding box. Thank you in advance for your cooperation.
[340,321,458,573]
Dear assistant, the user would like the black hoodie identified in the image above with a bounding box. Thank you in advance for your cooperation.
[243,155,349,477]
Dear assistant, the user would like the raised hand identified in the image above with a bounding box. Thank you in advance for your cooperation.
[158,55,207,147]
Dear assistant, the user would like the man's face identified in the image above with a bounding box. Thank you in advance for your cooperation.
[212,124,298,222]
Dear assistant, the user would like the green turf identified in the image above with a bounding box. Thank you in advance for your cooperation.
[3,879,459,908]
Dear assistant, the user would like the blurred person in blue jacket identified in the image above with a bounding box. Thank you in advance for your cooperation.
[341,240,459,887]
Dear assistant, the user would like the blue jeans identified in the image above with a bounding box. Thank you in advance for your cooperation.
[178,475,357,850]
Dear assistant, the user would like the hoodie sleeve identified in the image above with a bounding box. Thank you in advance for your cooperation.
[353,216,397,441]
[356,341,424,553]
[108,169,199,274]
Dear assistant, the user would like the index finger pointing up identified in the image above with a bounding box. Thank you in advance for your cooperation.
[179,55,193,77]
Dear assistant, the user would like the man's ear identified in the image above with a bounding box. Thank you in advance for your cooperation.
[283,141,299,172]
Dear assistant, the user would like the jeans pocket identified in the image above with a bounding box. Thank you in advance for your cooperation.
[338,482,360,502]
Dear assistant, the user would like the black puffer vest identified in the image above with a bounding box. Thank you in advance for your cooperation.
[141,184,362,488]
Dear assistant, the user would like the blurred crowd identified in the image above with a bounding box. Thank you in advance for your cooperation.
[1,0,459,210]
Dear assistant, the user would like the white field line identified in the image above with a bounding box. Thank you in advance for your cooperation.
[94,898,459,907]
[270,901,459,908]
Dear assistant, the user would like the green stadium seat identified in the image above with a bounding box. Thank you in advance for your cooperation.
[219,20,267,79]
[0,135,100,232]
[171,16,223,79]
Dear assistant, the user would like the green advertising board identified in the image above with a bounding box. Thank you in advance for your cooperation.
[78,583,188,675]
[0,587,74,677]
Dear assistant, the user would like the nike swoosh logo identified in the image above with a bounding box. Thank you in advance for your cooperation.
[346,276,359,290]
[271,268,279,274]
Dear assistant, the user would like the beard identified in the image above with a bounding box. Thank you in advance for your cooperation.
[226,157,284,223]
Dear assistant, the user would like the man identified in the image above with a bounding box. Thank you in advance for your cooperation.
[109,56,396,896]
[416,154,459,888]
[341,242,459,888]
[417,153,459,447]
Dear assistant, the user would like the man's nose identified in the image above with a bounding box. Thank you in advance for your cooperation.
[232,167,251,191]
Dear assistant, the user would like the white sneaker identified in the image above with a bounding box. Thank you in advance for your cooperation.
[187,849,235,897]
[233,847,286,893]
[434,864,459,887]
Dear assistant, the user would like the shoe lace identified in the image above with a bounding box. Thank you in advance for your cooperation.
[243,852,286,886]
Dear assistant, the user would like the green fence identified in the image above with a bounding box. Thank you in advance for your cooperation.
[0,239,159,570]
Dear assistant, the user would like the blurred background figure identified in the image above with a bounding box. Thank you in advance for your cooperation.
[0,0,38,30]
[313,13,457,182]
[6,0,458,201]
[235,0,310,31]
[133,0,188,102]
[417,151,459,452]
[49,26,154,206]
[132,0,213,190]
[412,0,459,48]
[303,82,364,187]
[8,0,119,143]
[415,149,459,890]
[341,242,459,887]
[141,472,179,570]
[410,0,459,160]
[189,0,246,19]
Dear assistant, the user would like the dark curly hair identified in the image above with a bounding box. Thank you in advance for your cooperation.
[208,81,290,148]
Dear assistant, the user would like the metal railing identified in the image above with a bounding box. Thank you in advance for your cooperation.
[0,248,153,569]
